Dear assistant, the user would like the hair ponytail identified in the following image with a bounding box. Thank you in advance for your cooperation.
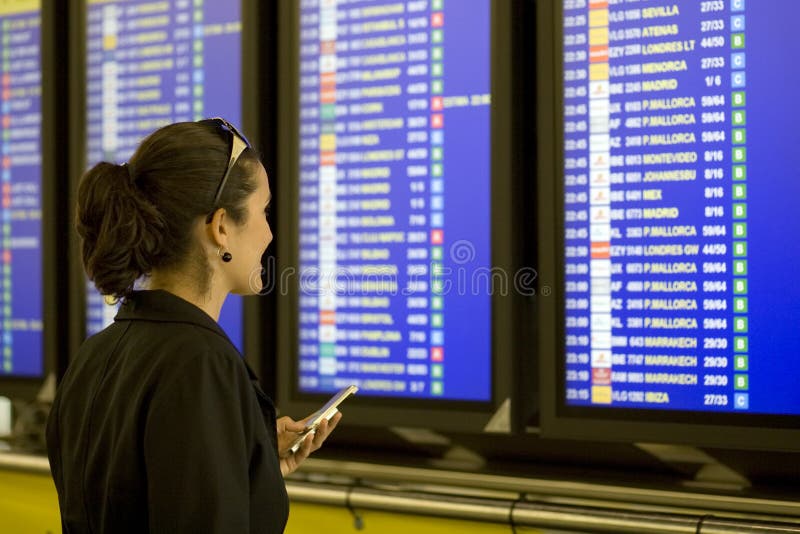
[76,161,167,299]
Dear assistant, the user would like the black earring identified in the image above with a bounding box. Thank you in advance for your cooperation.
[217,246,233,263]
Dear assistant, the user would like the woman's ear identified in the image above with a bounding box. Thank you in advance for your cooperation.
[205,208,229,248]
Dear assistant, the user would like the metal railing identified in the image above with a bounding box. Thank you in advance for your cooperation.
[287,459,800,533]
[3,451,799,533]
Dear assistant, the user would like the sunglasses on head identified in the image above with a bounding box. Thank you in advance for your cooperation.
[199,117,252,221]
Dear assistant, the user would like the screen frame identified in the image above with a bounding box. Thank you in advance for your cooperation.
[241,0,277,387]
[535,0,800,452]
[67,0,87,369]
[275,0,519,431]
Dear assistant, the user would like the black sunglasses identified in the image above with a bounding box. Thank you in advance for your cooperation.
[199,117,251,219]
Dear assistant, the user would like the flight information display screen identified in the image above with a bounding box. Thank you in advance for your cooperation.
[0,0,43,378]
[562,0,800,415]
[85,0,244,350]
[296,0,492,401]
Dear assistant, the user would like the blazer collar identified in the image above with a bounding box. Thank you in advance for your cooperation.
[115,290,232,344]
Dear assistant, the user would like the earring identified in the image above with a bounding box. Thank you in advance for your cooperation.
[217,246,233,263]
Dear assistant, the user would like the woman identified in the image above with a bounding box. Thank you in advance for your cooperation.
[46,119,338,533]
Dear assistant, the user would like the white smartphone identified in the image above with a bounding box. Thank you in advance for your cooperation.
[288,385,358,453]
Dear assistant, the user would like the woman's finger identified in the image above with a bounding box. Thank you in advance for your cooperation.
[312,412,342,447]
[281,419,308,434]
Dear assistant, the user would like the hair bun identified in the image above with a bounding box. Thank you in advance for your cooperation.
[76,161,167,299]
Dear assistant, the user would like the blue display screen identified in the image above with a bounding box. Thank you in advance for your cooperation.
[0,1,43,378]
[296,0,492,401]
[562,0,800,414]
[85,0,243,351]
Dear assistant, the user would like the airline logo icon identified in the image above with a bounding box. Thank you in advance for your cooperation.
[319,166,336,182]
[589,27,609,46]
[589,45,609,63]
[591,350,612,368]
[320,294,336,310]
[320,151,336,165]
[590,81,609,99]
[319,247,336,262]
[320,24,336,42]
[589,115,611,134]
[590,187,610,204]
[590,277,611,294]
[319,324,337,343]
[319,55,336,73]
[590,206,610,223]
[590,259,611,277]
[320,182,336,197]
[589,134,610,153]
[590,153,610,170]
[590,223,611,241]
[591,170,610,186]
[320,199,336,212]
[319,134,336,151]
[320,310,336,325]
[319,214,336,229]
[320,41,336,55]
[319,358,337,376]
[590,294,612,314]
[591,313,612,330]
[591,385,612,404]
[589,62,609,81]
[591,241,610,259]
[591,331,612,349]
[592,367,611,385]
[589,99,609,118]
[588,9,608,28]
[319,274,338,292]
[589,115,610,134]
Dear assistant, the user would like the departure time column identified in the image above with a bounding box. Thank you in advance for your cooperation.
[563,0,591,405]
[297,0,323,391]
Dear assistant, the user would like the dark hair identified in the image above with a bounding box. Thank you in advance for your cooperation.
[77,121,259,299]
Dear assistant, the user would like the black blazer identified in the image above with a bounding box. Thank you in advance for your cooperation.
[46,290,289,533]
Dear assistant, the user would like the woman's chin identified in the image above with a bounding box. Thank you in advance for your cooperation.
[245,269,265,295]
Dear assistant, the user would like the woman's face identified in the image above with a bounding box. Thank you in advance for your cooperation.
[228,162,273,295]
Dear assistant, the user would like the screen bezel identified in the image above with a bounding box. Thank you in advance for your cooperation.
[535,0,800,452]
[275,0,518,431]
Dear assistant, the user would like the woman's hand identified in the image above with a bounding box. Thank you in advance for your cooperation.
[276,412,342,477]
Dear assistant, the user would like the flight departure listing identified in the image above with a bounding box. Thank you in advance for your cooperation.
[297,0,492,401]
[85,0,244,350]
[563,0,800,415]
[0,1,43,378]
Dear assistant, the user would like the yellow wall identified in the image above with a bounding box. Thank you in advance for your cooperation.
[0,470,60,534]
[0,469,543,533]
[286,502,542,534]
